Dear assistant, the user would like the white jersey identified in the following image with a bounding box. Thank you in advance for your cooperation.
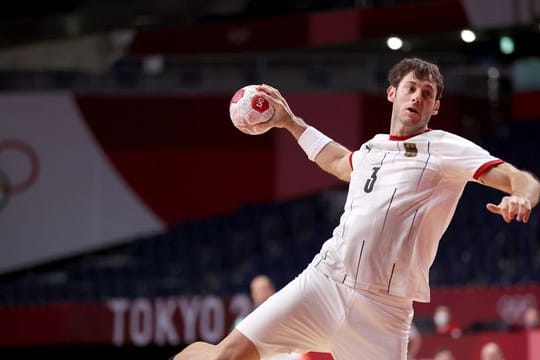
[263,354,302,360]
[313,129,503,302]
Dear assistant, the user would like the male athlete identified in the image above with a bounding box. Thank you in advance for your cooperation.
[173,58,540,360]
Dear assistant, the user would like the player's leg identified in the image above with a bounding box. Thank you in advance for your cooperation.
[236,265,343,358]
[172,329,259,360]
[173,265,341,360]
[329,289,413,360]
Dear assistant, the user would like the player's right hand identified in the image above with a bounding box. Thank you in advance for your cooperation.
[256,84,298,130]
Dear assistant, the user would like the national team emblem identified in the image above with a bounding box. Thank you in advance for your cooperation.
[403,143,418,157]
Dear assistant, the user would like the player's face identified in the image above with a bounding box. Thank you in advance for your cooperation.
[387,71,440,134]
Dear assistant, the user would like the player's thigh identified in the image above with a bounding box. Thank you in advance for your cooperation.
[330,290,412,360]
[236,266,345,357]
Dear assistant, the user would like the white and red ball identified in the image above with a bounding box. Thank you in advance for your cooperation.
[229,85,275,135]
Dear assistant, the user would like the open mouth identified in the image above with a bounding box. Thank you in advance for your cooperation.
[406,107,419,114]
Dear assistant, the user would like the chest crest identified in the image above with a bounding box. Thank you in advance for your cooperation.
[403,142,418,157]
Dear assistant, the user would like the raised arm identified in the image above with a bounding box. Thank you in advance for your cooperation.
[255,84,352,182]
[479,162,540,223]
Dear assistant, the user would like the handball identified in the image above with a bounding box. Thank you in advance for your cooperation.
[229,85,275,135]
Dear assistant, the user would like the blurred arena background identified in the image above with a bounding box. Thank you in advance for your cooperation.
[1,0,540,359]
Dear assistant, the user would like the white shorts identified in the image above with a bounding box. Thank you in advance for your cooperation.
[236,265,413,360]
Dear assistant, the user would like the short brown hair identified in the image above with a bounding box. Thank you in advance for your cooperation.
[388,58,444,100]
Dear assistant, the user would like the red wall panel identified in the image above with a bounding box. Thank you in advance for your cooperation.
[74,92,482,226]
[513,91,540,120]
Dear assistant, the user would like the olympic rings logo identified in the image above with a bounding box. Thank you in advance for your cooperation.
[0,139,40,212]
[497,294,537,325]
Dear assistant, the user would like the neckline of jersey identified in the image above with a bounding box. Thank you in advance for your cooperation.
[389,128,432,141]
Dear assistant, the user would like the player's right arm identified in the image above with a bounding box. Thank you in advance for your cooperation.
[256,84,352,182]
[311,140,352,182]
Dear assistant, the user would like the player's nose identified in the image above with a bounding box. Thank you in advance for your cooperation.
[411,90,422,103]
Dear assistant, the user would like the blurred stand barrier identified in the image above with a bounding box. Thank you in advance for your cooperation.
[1,285,540,351]
[416,330,540,359]
[0,54,506,99]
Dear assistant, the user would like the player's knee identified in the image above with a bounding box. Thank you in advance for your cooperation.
[171,341,218,360]
[212,341,257,360]
[206,329,259,360]
[212,344,238,360]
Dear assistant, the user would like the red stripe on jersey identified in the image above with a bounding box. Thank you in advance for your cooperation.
[349,152,354,170]
[389,128,432,141]
[473,159,504,180]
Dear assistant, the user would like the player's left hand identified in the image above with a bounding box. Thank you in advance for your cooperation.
[486,195,532,223]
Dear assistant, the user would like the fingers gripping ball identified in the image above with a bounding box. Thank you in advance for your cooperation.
[229,85,275,135]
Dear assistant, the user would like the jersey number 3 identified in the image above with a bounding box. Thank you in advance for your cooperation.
[364,167,380,193]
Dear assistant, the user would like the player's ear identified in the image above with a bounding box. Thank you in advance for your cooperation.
[432,99,440,115]
[386,86,396,103]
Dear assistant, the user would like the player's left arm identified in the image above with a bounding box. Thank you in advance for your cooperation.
[479,162,540,223]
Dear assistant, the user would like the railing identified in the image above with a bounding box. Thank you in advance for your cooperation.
[0,51,512,98]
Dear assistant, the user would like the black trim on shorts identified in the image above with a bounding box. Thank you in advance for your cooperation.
[387,263,396,293]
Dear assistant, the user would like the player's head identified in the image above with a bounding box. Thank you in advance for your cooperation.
[388,57,444,100]
[433,305,451,328]
[250,274,276,307]
[481,342,505,360]
[433,348,455,360]
[386,58,443,132]
[523,306,540,329]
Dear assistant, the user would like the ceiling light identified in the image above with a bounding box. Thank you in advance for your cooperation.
[499,36,515,54]
[460,29,476,43]
[386,37,403,50]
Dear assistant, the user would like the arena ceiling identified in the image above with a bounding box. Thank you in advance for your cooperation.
[0,1,538,65]
[0,0,228,48]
